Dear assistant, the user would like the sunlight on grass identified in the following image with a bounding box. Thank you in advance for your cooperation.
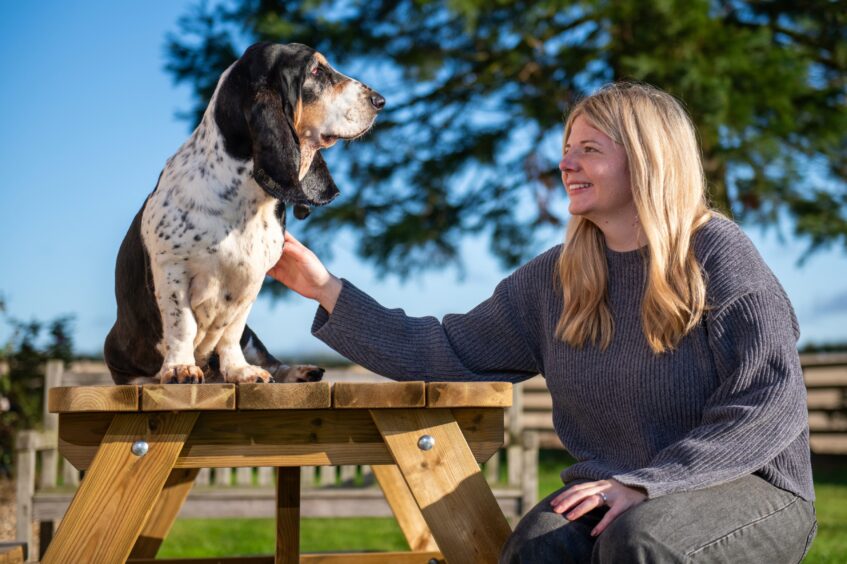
[159,517,408,557]
[160,451,845,561]
[804,468,847,564]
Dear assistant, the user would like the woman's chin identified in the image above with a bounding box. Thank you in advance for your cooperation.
[568,204,591,217]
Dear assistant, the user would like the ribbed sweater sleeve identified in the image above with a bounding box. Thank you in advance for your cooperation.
[311,267,544,382]
[612,289,809,498]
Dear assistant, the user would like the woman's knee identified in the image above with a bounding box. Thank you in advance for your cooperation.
[500,505,599,564]
[591,508,683,564]
[500,511,569,563]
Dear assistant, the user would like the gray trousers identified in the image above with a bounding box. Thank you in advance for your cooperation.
[500,475,816,563]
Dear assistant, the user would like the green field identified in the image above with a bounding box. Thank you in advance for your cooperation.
[159,451,847,562]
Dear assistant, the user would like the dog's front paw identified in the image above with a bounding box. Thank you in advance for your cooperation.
[223,365,273,384]
[274,364,325,383]
[158,364,205,384]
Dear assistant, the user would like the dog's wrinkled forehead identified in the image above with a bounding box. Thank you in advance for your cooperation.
[299,52,350,103]
[249,43,317,103]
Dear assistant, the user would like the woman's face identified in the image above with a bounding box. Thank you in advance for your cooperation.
[559,115,635,228]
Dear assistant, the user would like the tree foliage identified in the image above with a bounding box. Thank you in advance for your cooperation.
[166,0,847,276]
[0,301,74,476]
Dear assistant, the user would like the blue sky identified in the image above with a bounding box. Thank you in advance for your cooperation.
[1,2,846,360]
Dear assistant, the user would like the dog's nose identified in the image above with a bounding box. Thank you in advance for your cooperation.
[370,93,386,110]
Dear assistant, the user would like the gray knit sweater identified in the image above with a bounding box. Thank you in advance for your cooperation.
[312,217,815,501]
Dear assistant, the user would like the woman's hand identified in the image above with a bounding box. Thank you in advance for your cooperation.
[550,479,646,536]
[267,231,342,313]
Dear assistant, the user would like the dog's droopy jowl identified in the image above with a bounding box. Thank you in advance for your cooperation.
[104,42,384,384]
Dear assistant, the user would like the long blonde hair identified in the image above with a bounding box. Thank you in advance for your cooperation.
[555,83,713,354]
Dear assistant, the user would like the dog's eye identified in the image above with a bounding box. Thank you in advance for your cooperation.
[311,66,322,77]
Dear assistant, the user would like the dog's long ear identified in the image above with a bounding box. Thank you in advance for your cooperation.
[247,86,303,201]
[215,42,339,204]
[301,152,339,205]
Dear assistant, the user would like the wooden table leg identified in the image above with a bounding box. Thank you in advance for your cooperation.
[372,464,438,552]
[129,467,200,559]
[42,412,198,564]
[276,467,300,564]
[371,409,512,564]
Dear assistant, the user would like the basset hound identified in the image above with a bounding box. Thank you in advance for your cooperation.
[104,42,384,384]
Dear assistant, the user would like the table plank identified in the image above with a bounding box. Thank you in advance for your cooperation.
[333,382,425,408]
[59,409,504,470]
[48,385,139,413]
[239,382,331,410]
[142,384,236,411]
[129,468,200,559]
[127,553,444,563]
[42,412,198,564]
[276,468,300,564]
[371,409,511,564]
[427,382,512,408]
[372,465,438,552]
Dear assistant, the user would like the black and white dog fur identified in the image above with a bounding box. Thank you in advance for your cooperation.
[104,42,384,384]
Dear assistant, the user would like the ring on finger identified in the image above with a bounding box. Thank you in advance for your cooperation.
[598,491,608,505]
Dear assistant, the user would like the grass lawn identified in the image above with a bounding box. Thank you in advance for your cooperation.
[159,451,847,562]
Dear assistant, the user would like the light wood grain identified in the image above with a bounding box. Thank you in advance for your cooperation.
[14,434,36,554]
[129,468,199,559]
[427,382,512,407]
[372,465,438,552]
[58,409,504,471]
[276,468,300,564]
[142,384,236,411]
[127,553,444,563]
[804,365,847,387]
[333,382,425,408]
[0,545,24,564]
[48,385,139,413]
[239,382,331,410]
[300,554,444,563]
[371,409,512,564]
[42,412,198,564]
[40,362,63,494]
[810,434,847,454]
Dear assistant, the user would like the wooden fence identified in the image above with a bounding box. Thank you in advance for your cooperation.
[518,353,847,453]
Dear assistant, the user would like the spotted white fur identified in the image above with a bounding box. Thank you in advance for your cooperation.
[141,65,284,383]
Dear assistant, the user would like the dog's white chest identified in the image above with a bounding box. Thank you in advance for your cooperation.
[140,118,285,361]
[199,205,283,295]
[185,202,283,327]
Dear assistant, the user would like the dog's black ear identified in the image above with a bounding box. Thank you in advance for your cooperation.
[247,86,303,201]
[301,152,339,205]
[216,42,341,205]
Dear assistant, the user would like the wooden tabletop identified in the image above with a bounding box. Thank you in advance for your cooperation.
[45,381,515,564]
[48,381,512,413]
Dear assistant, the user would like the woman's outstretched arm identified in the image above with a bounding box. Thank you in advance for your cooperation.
[268,231,550,382]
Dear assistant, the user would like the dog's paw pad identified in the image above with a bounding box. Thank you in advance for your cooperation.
[158,365,205,384]
[223,365,273,384]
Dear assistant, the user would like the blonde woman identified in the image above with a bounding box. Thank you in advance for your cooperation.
[268,83,816,562]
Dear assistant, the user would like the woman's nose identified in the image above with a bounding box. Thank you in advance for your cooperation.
[559,155,576,172]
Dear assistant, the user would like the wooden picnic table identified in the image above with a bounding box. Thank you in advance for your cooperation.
[41,381,514,564]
